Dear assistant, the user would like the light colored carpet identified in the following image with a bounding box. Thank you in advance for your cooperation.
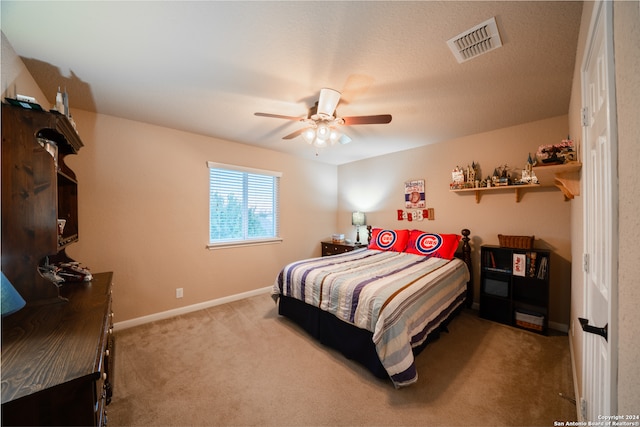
[108,294,576,426]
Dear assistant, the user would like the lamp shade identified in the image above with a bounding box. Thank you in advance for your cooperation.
[351,211,366,226]
[1,271,26,317]
[329,129,341,144]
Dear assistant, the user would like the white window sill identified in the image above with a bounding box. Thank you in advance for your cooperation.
[207,237,283,250]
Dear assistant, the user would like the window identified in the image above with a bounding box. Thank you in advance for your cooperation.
[207,162,282,248]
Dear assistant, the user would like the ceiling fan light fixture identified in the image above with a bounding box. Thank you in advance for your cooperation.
[254,86,391,154]
[317,88,341,118]
[316,122,330,141]
[314,138,328,148]
[329,129,341,144]
[302,128,316,144]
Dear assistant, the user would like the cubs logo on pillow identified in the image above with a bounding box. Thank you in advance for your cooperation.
[368,228,409,252]
[405,230,461,259]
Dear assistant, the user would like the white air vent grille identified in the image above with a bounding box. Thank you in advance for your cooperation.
[447,17,503,63]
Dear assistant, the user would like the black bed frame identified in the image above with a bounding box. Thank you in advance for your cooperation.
[277,229,473,381]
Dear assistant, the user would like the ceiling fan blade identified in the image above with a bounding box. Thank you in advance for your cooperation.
[342,114,392,125]
[282,128,305,140]
[317,88,341,117]
[339,74,375,105]
[254,112,303,121]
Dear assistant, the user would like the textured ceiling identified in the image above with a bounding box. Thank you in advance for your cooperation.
[1,1,583,165]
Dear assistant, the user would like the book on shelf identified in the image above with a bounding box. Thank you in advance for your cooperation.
[483,249,547,278]
[485,267,512,274]
[528,252,537,277]
[537,256,548,279]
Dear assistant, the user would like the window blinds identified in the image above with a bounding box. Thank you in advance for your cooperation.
[208,162,281,246]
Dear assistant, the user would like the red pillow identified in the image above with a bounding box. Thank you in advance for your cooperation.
[368,228,410,252]
[405,230,461,259]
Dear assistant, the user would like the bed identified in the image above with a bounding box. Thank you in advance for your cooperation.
[272,228,472,388]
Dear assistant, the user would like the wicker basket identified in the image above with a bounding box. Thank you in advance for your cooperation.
[498,234,534,249]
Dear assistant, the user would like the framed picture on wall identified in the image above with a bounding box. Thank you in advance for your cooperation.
[405,180,425,208]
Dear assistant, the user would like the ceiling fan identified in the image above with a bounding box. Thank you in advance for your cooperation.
[254,88,392,150]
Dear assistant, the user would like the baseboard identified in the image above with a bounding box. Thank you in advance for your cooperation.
[116,291,570,334]
[471,301,569,333]
[114,286,273,331]
[549,321,569,334]
[569,329,583,421]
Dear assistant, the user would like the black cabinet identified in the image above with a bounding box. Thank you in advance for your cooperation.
[479,245,550,334]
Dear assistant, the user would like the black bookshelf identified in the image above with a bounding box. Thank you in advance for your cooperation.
[479,245,550,334]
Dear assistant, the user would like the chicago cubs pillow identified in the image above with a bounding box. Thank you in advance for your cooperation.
[368,228,410,252]
[405,230,461,259]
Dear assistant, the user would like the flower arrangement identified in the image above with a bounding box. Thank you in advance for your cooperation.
[536,137,574,164]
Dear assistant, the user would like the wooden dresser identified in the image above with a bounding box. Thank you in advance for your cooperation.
[321,241,365,256]
[1,103,114,425]
[1,272,115,426]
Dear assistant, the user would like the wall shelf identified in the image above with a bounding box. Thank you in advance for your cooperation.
[533,162,582,199]
[450,162,582,203]
[450,184,540,203]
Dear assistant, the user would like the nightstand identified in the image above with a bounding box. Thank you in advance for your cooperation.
[321,241,365,256]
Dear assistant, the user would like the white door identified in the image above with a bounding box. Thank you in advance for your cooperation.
[581,0,618,420]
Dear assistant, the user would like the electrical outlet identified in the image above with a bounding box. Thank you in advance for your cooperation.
[176,288,183,299]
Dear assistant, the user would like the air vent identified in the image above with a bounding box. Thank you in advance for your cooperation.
[447,17,503,63]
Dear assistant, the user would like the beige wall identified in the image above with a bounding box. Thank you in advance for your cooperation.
[612,0,639,415]
[337,115,574,328]
[67,111,338,322]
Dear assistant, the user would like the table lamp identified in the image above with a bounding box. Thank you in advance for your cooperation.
[351,211,366,245]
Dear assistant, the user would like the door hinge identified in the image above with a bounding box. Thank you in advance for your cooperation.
[582,107,590,127]
[583,253,589,273]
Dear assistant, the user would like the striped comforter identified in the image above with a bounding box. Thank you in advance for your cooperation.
[272,248,470,388]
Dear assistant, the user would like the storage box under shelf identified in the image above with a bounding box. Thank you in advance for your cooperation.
[515,310,545,332]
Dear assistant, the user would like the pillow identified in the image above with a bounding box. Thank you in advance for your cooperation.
[405,230,461,259]
[368,228,410,252]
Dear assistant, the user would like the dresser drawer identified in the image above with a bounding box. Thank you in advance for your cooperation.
[321,241,361,256]
[95,289,114,426]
